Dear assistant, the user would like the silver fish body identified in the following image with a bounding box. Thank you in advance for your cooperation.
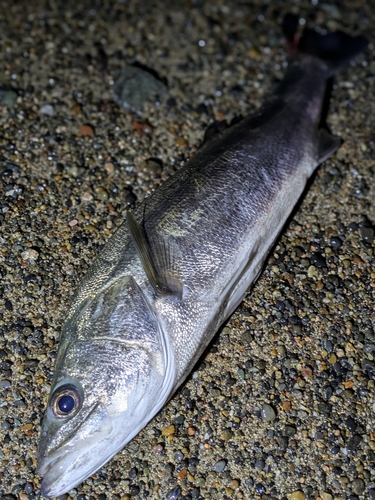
[37,21,367,497]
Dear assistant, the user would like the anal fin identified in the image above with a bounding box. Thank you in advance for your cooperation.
[318,128,342,164]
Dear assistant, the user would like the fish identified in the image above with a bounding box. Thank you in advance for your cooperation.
[37,15,367,497]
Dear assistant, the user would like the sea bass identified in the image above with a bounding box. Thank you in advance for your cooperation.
[37,16,367,496]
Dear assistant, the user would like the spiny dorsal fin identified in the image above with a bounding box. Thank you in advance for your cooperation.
[126,210,183,300]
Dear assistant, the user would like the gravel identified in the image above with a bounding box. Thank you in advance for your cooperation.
[0,0,374,499]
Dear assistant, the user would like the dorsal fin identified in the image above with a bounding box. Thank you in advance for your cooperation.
[126,210,183,300]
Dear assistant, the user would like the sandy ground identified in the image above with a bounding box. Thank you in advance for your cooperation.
[0,1,374,499]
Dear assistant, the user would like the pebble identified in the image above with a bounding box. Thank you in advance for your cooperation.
[166,487,181,500]
[173,451,184,461]
[161,424,175,437]
[360,226,374,243]
[352,478,365,495]
[0,89,18,107]
[261,403,276,422]
[213,459,227,473]
[290,491,306,500]
[282,426,296,437]
[39,104,54,116]
[113,65,168,113]
[330,236,343,249]
[104,162,115,174]
[20,249,39,261]
[94,186,109,201]
[79,124,95,136]
[229,479,240,489]
[321,493,332,500]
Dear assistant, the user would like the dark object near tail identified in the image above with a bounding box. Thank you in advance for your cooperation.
[283,13,368,71]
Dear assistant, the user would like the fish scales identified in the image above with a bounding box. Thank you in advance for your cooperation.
[67,62,321,380]
[37,16,367,497]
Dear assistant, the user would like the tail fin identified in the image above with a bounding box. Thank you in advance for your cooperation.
[283,13,368,72]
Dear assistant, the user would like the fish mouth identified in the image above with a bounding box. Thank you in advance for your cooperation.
[37,402,115,497]
[39,451,99,497]
[38,439,112,498]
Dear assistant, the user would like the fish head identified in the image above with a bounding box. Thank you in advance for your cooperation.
[37,276,175,497]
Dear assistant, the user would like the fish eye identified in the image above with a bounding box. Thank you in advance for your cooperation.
[51,384,82,418]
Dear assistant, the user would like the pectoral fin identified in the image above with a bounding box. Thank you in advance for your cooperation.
[126,211,183,300]
[317,128,342,164]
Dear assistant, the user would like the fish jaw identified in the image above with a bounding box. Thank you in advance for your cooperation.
[37,401,114,497]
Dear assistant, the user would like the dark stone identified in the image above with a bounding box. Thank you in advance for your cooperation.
[125,191,137,206]
[24,483,34,495]
[347,434,361,453]
[255,459,265,470]
[345,417,357,432]
[282,426,296,437]
[311,252,327,268]
[166,486,181,500]
[4,300,13,311]
[129,485,140,496]
[318,402,332,415]
[128,467,138,480]
[254,483,266,495]
[360,226,374,243]
[191,488,200,498]
[174,415,185,425]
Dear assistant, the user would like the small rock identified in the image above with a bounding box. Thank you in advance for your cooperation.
[330,236,343,249]
[125,190,137,206]
[261,403,276,422]
[176,136,187,148]
[290,491,306,500]
[113,65,168,113]
[254,483,266,495]
[352,478,365,495]
[0,89,18,107]
[282,426,296,437]
[229,479,240,489]
[307,265,317,277]
[347,434,362,453]
[104,162,115,174]
[132,121,153,137]
[173,415,185,425]
[94,186,109,201]
[161,425,175,437]
[40,104,54,116]
[360,226,374,243]
[21,249,39,261]
[213,459,227,472]
[0,380,11,389]
[321,493,332,500]
[318,402,332,415]
[255,459,265,470]
[173,451,184,461]
[79,124,95,136]
[70,103,82,116]
[311,252,327,268]
[166,486,181,500]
